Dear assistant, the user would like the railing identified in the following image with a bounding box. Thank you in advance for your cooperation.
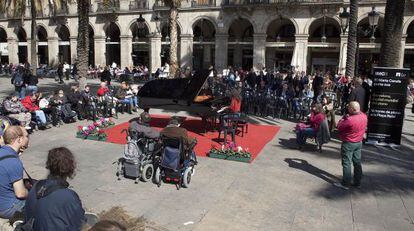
[191,0,216,7]
[222,0,344,5]
[129,0,149,10]
[96,1,120,13]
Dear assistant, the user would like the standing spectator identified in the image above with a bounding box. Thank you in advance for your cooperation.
[0,126,29,219]
[312,73,324,101]
[24,147,86,230]
[2,94,32,130]
[26,72,39,95]
[349,77,368,113]
[64,62,70,80]
[11,66,26,99]
[101,66,111,86]
[334,101,368,190]
[57,63,64,84]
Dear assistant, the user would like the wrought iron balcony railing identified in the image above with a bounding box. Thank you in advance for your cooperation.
[223,0,344,5]
[129,0,149,10]
[96,1,120,13]
[191,0,216,7]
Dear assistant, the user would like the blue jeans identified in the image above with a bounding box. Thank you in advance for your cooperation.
[119,98,133,106]
[132,96,138,108]
[0,199,25,219]
[15,86,26,99]
[35,110,47,124]
[26,85,38,95]
[296,127,315,145]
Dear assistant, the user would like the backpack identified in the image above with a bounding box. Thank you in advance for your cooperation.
[13,73,24,87]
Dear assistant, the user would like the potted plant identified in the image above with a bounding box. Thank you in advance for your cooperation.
[208,142,251,163]
[76,124,107,141]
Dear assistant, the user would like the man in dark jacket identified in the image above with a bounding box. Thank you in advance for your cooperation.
[312,74,324,100]
[349,77,369,113]
[101,66,111,86]
[160,118,196,158]
[129,112,160,139]
[67,86,84,120]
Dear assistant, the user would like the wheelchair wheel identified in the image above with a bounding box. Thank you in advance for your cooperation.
[154,167,161,186]
[182,167,192,188]
[141,164,154,182]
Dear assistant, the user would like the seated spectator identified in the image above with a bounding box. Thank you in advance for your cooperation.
[21,93,50,128]
[80,85,96,120]
[0,126,29,219]
[97,82,110,97]
[3,94,32,130]
[116,82,133,114]
[24,147,85,230]
[67,85,84,120]
[129,112,160,139]
[50,90,76,123]
[296,103,326,148]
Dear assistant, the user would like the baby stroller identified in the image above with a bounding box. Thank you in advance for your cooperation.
[154,137,197,189]
[117,130,159,183]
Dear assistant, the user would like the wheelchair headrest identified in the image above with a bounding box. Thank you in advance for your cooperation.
[161,136,182,149]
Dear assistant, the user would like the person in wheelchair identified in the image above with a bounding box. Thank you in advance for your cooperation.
[129,112,159,140]
[295,103,326,149]
[80,85,97,120]
[160,118,196,161]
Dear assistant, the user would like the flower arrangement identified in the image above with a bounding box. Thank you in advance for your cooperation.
[77,124,107,140]
[93,117,115,129]
[209,142,251,162]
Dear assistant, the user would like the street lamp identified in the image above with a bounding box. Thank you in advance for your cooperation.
[368,6,380,43]
[136,14,146,29]
[339,7,350,34]
[154,12,162,34]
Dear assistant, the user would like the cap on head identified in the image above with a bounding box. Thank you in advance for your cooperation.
[140,112,151,124]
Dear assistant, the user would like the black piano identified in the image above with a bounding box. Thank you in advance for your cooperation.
[138,70,230,117]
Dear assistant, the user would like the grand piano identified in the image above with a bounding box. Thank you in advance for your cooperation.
[137,70,230,118]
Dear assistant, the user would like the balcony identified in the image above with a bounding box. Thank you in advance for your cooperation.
[222,0,344,5]
[191,0,216,7]
[153,0,169,10]
[96,1,120,13]
[129,0,149,10]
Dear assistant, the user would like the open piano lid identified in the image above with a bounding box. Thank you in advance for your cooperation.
[138,70,210,103]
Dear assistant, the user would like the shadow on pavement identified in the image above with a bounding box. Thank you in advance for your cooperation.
[284,158,340,184]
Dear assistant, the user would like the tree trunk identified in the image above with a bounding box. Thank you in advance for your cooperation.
[169,6,179,78]
[379,0,406,67]
[30,0,37,76]
[345,0,358,78]
[77,0,90,89]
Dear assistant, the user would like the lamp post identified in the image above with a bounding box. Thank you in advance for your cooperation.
[339,7,350,34]
[154,12,162,35]
[321,8,327,43]
[368,6,380,43]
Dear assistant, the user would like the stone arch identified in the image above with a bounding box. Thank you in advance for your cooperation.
[36,23,50,38]
[224,15,256,35]
[191,16,218,34]
[305,16,341,36]
[266,17,296,42]
[403,16,414,35]
[103,21,122,38]
[192,18,216,42]
[262,16,299,36]
[37,25,48,41]
[56,24,70,41]
[14,27,27,42]
[126,18,152,37]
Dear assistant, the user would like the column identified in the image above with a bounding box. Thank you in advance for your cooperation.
[120,35,133,67]
[94,35,106,66]
[400,35,407,68]
[253,33,266,70]
[338,34,348,75]
[180,34,193,69]
[27,38,34,67]
[7,37,18,64]
[70,36,77,64]
[149,34,162,73]
[291,34,309,73]
[215,33,228,72]
[48,37,59,66]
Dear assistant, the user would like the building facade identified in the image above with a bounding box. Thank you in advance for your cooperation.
[1,0,414,75]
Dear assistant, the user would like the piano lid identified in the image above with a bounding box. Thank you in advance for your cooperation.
[138,70,210,101]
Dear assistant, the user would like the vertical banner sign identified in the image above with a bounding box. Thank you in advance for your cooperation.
[367,67,409,145]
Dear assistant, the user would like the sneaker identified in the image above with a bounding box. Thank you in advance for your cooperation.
[333,182,350,190]
[25,125,32,130]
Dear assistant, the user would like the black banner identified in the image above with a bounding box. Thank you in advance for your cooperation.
[367,67,409,145]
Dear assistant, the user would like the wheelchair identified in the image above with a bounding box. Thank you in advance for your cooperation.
[154,136,197,189]
[116,130,160,184]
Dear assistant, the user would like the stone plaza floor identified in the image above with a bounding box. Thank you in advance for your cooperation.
[0,76,414,231]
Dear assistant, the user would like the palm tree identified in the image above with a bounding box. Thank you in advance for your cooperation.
[345,0,358,78]
[379,0,406,67]
[76,0,90,89]
[164,0,181,78]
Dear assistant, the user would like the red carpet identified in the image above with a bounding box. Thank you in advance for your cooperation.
[104,114,280,163]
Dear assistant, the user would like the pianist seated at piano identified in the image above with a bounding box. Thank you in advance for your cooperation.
[216,89,242,115]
